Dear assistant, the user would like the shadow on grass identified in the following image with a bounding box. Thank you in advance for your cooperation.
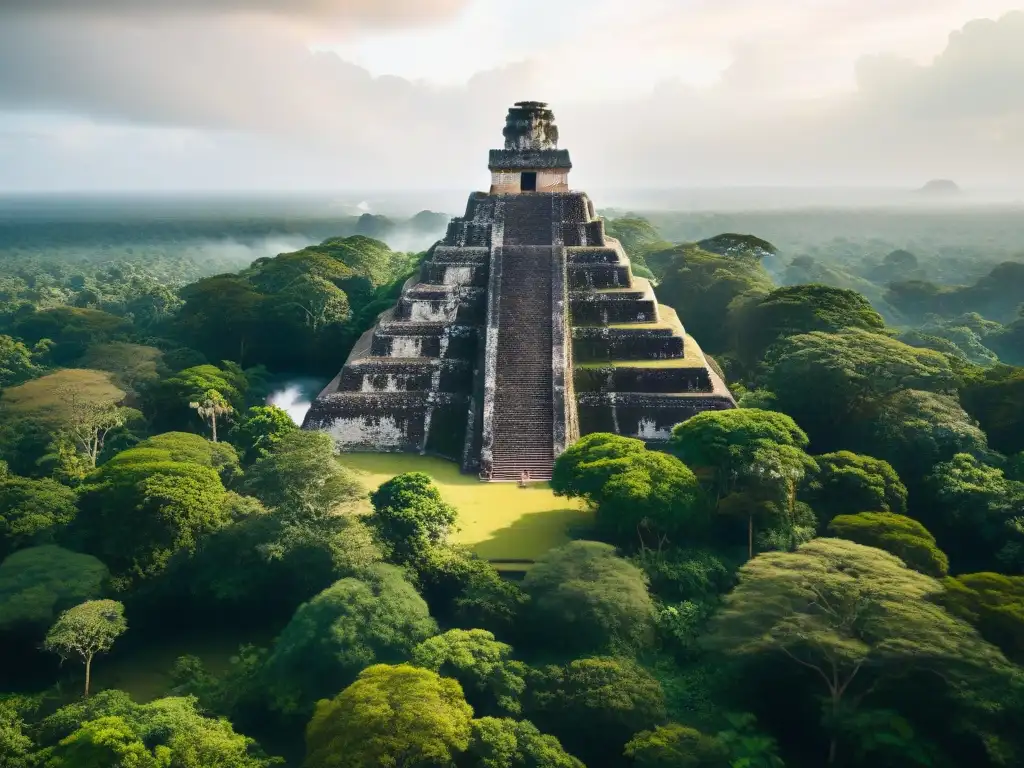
[338,452,593,562]
[468,505,591,561]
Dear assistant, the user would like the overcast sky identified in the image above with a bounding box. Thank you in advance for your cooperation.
[1,0,1022,192]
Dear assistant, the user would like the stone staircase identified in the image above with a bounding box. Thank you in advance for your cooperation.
[491,244,555,480]
[490,195,557,480]
[502,194,554,246]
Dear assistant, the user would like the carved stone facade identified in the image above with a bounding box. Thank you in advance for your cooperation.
[304,102,735,480]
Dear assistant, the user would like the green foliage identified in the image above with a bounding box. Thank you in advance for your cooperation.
[886,261,1024,325]
[759,328,956,448]
[523,541,655,654]
[827,706,939,767]
[624,722,729,767]
[598,451,704,549]
[0,334,42,387]
[671,409,811,496]
[414,544,528,635]
[672,409,817,556]
[228,405,297,464]
[803,451,908,522]
[173,236,415,374]
[0,695,38,767]
[941,573,1024,663]
[72,445,231,585]
[244,430,362,522]
[132,431,241,482]
[632,548,737,603]
[923,453,1024,571]
[714,713,785,768]
[263,564,437,714]
[526,657,666,765]
[44,599,127,696]
[706,538,1013,764]
[733,284,887,367]
[412,629,526,717]
[0,475,78,556]
[11,306,130,365]
[828,512,949,576]
[43,714,168,767]
[464,717,584,768]
[161,496,380,619]
[870,389,990,488]
[369,472,459,565]
[0,370,127,474]
[35,690,280,767]
[604,216,668,275]
[0,546,108,634]
[155,362,247,409]
[305,663,472,768]
[551,432,647,501]
[77,342,163,392]
[649,242,774,352]
[960,365,1024,455]
[696,234,778,258]
[552,433,705,548]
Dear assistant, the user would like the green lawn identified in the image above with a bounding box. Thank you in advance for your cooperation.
[338,453,590,567]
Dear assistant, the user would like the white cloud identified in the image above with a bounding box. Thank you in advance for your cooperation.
[0,2,1021,190]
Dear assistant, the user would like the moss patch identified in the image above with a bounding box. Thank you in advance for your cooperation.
[337,453,589,566]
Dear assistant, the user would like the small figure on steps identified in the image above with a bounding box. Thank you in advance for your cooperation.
[519,470,530,487]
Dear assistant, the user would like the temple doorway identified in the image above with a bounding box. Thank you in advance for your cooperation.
[520,172,537,191]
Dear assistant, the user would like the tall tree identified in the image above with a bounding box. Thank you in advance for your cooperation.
[412,629,527,717]
[0,334,41,387]
[732,284,886,368]
[672,409,817,557]
[244,430,363,523]
[44,599,127,697]
[263,564,437,714]
[463,717,584,768]
[72,447,231,585]
[523,541,655,654]
[0,546,108,635]
[189,389,233,443]
[759,328,956,449]
[870,389,991,491]
[705,538,1012,765]
[369,472,459,566]
[55,385,141,469]
[525,657,666,766]
[305,664,473,768]
[827,512,949,577]
[228,405,297,464]
[0,475,78,556]
[803,451,908,523]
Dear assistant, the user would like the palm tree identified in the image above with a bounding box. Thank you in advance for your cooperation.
[190,389,233,442]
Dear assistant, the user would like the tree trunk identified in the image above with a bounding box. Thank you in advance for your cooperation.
[84,654,92,698]
[827,690,840,764]
[211,413,218,443]
[748,513,754,560]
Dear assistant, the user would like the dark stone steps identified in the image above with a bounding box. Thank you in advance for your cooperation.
[490,238,556,479]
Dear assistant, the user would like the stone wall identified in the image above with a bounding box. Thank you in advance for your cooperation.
[304,193,493,461]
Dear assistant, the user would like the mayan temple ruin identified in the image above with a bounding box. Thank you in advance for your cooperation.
[303,101,735,480]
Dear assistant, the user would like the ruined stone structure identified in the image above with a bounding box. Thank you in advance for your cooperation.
[304,102,735,480]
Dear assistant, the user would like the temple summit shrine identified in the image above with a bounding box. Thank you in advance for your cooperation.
[303,101,735,481]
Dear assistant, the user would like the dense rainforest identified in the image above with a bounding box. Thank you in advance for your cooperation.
[0,202,1022,767]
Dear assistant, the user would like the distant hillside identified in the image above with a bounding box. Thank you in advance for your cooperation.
[916,179,963,197]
